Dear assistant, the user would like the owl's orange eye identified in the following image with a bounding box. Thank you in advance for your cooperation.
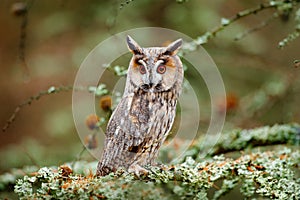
[157,65,166,74]
[139,65,146,74]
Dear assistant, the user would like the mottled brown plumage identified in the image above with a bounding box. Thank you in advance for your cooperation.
[96,36,183,176]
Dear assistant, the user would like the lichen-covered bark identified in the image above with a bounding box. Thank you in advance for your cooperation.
[13,149,300,199]
[1,124,299,199]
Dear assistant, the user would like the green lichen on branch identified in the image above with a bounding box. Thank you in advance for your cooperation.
[160,123,300,163]
[13,149,299,199]
[211,124,300,154]
[8,124,300,199]
[0,166,39,192]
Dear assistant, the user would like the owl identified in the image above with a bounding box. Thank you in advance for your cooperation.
[96,36,183,176]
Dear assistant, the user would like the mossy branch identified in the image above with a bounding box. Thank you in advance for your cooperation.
[13,149,300,199]
[159,124,300,163]
[0,124,299,199]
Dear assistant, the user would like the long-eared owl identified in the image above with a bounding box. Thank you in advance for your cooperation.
[96,36,183,176]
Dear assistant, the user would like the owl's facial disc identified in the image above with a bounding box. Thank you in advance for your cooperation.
[126,36,182,94]
[138,59,168,93]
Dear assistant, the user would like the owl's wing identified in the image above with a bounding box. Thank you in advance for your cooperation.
[105,93,150,147]
[105,94,133,138]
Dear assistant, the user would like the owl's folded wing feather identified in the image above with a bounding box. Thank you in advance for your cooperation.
[105,92,150,151]
[105,94,133,137]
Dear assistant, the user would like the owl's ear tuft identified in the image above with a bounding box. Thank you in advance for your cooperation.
[127,35,143,55]
[164,38,182,56]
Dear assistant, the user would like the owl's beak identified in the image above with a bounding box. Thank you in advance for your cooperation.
[141,82,162,92]
[141,83,153,91]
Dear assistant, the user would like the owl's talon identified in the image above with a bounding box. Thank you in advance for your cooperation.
[128,164,148,177]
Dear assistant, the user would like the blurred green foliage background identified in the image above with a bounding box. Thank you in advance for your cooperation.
[0,0,299,175]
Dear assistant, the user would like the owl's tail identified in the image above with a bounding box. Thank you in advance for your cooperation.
[96,136,128,176]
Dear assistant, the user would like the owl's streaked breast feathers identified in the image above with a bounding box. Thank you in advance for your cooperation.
[96,36,183,176]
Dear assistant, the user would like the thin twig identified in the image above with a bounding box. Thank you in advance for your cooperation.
[19,10,29,80]
[211,3,276,36]
[199,3,278,45]
[2,85,73,132]
[234,12,279,41]
[2,84,108,132]
[71,146,86,170]
[17,0,35,81]
[184,0,299,49]
[22,146,40,168]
